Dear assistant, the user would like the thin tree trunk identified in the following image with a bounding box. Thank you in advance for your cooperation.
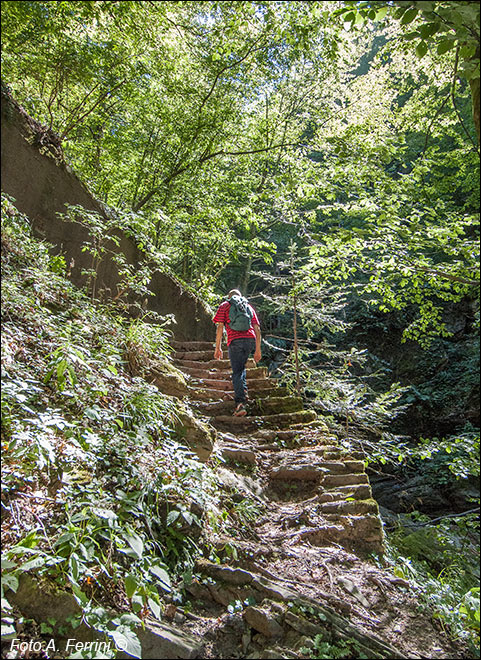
[469,72,480,146]
[293,288,300,395]
[291,253,300,395]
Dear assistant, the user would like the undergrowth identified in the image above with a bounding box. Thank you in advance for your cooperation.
[0,196,226,657]
[382,515,480,655]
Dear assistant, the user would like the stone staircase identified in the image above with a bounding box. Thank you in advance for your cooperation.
[171,340,384,556]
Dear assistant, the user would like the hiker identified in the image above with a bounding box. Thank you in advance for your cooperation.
[213,289,261,417]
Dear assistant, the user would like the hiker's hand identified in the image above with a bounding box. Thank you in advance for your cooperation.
[254,349,261,364]
[214,347,223,360]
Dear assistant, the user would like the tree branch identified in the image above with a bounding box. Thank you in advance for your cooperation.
[450,46,480,153]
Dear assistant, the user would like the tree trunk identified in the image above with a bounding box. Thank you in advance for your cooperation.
[293,287,301,395]
[469,73,480,146]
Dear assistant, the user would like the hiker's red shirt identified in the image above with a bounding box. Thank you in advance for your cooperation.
[213,301,260,346]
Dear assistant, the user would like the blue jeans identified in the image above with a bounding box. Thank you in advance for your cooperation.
[228,338,256,404]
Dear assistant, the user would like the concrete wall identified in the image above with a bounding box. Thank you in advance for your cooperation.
[1,91,214,341]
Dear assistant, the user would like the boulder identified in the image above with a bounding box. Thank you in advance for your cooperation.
[174,405,215,462]
[243,606,284,639]
[150,359,190,397]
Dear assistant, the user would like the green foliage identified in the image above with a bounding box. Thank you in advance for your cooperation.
[338,2,480,81]
[413,427,480,480]
[58,204,161,306]
[1,3,479,655]
[1,197,228,649]
[385,515,480,652]
[301,633,368,659]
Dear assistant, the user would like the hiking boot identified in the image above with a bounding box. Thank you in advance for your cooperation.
[233,403,247,417]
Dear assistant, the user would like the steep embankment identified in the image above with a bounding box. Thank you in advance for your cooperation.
[0,86,212,341]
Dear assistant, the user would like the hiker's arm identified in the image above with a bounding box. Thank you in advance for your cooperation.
[214,323,224,359]
[253,324,261,363]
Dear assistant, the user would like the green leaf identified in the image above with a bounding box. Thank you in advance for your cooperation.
[1,622,17,640]
[437,39,455,55]
[17,556,45,573]
[71,583,89,605]
[416,41,428,58]
[149,564,171,590]
[69,554,79,583]
[401,8,418,25]
[124,532,144,559]
[375,7,388,21]
[131,594,143,613]
[419,22,439,39]
[148,597,161,619]
[166,510,180,526]
[1,574,18,593]
[459,43,477,60]
[109,628,142,658]
[404,31,420,41]
[124,573,138,599]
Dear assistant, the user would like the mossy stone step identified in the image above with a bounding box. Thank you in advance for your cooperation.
[319,498,379,516]
[175,349,258,362]
[174,358,256,371]
[301,515,384,552]
[187,386,289,402]
[196,396,303,417]
[251,425,321,442]
[211,409,317,431]
[171,340,216,351]
[316,460,365,475]
[322,473,369,487]
[318,484,372,502]
[179,365,268,380]
[299,446,342,459]
[270,464,326,480]
[190,377,276,392]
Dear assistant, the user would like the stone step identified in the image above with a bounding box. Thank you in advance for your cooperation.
[189,377,275,392]
[210,409,317,431]
[318,484,372,502]
[270,464,326,481]
[176,349,263,362]
[322,472,369,488]
[317,460,365,475]
[218,446,257,465]
[179,365,268,380]
[300,515,384,552]
[195,396,304,417]
[173,358,258,371]
[251,427,313,442]
[171,340,217,351]
[299,446,342,459]
[187,386,289,402]
[319,498,379,516]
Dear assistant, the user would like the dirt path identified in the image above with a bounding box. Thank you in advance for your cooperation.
[167,341,469,659]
